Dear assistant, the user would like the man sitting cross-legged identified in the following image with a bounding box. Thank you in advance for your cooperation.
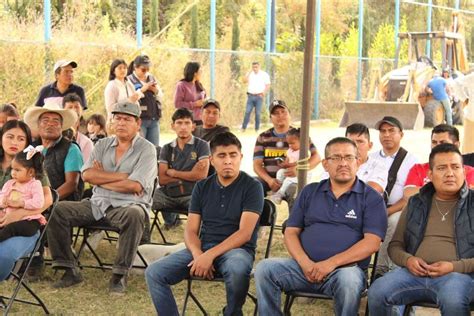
[145,132,264,315]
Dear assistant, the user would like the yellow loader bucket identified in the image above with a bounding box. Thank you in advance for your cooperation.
[340,101,425,130]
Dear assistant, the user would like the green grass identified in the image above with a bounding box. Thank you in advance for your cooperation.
[2,203,337,315]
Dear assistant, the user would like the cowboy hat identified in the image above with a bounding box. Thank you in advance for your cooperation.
[24,103,78,131]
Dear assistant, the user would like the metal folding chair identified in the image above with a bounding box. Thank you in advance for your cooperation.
[283,252,379,316]
[181,199,277,316]
[0,189,59,315]
[403,300,474,315]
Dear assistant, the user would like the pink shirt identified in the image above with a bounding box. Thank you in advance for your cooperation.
[76,132,94,164]
[174,81,205,121]
[286,148,300,163]
[0,179,46,225]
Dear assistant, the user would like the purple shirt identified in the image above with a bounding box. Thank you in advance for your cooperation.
[174,81,205,121]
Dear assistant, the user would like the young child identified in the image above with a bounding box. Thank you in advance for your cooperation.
[86,114,107,144]
[271,128,311,204]
[0,146,45,242]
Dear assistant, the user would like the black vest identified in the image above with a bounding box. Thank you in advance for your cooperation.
[404,182,474,260]
[128,73,161,120]
[39,137,84,201]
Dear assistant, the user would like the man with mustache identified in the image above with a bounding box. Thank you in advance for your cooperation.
[255,137,387,315]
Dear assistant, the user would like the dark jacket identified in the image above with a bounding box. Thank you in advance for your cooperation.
[404,182,474,259]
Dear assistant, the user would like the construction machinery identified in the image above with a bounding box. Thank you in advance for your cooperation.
[340,30,469,130]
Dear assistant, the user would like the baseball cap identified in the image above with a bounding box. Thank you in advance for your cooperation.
[53,60,77,73]
[269,99,289,115]
[111,101,141,118]
[133,55,151,68]
[375,116,403,131]
[202,99,221,110]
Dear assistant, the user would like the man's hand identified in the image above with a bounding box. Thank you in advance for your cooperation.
[92,160,104,171]
[310,259,337,283]
[299,258,316,283]
[406,256,429,277]
[425,261,454,278]
[0,211,24,227]
[166,168,177,178]
[188,251,216,280]
[267,178,282,192]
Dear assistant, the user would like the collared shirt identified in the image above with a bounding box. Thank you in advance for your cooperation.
[287,179,387,269]
[253,127,318,178]
[320,155,388,190]
[405,162,474,188]
[369,149,418,205]
[82,134,157,220]
[247,70,270,94]
[35,81,87,109]
[189,171,264,252]
[159,136,210,172]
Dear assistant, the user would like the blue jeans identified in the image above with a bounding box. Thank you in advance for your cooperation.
[368,267,474,316]
[0,231,39,281]
[145,244,254,316]
[242,94,263,130]
[255,258,366,316]
[140,119,160,146]
[440,99,453,125]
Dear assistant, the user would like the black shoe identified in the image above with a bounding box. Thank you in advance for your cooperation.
[163,219,182,231]
[109,274,127,295]
[52,268,83,288]
[25,260,44,282]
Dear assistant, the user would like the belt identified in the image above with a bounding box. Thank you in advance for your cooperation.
[247,92,263,96]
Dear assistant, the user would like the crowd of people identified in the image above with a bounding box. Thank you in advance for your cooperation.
[1,56,474,316]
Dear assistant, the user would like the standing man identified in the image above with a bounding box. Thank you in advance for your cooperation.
[369,116,418,277]
[35,60,87,110]
[145,132,264,315]
[152,108,210,229]
[427,73,452,125]
[253,100,320,207]
[47,101,157,293]
[193,99,229,142]
[255,137,387,315]
[369,144,474,315]
[241,62,270,132]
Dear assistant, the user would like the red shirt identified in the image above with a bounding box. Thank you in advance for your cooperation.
[405,162,474,187]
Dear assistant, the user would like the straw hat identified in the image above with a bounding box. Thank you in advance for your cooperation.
[24,103,78,131]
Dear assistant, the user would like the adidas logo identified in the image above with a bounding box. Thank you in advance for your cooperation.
[345,209,357,219]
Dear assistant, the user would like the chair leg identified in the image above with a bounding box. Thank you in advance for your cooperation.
[246,292,258,316]
[283,294,294,316]
[182,279,207,316]
[5,272,50,314]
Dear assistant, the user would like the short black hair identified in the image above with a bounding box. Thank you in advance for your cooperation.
[431,124,460,143]
[171,108,194,123]
[345,123,370,141]
[428,143,463,170]
[287,127,300,138]
[324,137,357,158]
[62,93,82,108]
[210,132,242,153]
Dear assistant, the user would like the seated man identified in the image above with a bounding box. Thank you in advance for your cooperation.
[152,108,210,229]
[321,123,387,193]
[255,137,387,315]
[369,143,474,315]
[192,99,229,142]
[404,124,474,201]
[193,99,229,176]
[253,100,320,207]
[47,101,157,293]
[145,132,264,315]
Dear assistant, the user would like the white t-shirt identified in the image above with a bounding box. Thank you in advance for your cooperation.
[369,149,418,205]
[247,70,271,94]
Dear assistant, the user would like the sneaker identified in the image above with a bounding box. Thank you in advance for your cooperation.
[109,274,127,295]
[269,193,283,205]
[52,268,83,288]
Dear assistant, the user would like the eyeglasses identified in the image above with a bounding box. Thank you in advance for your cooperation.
[326,155,357,163]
